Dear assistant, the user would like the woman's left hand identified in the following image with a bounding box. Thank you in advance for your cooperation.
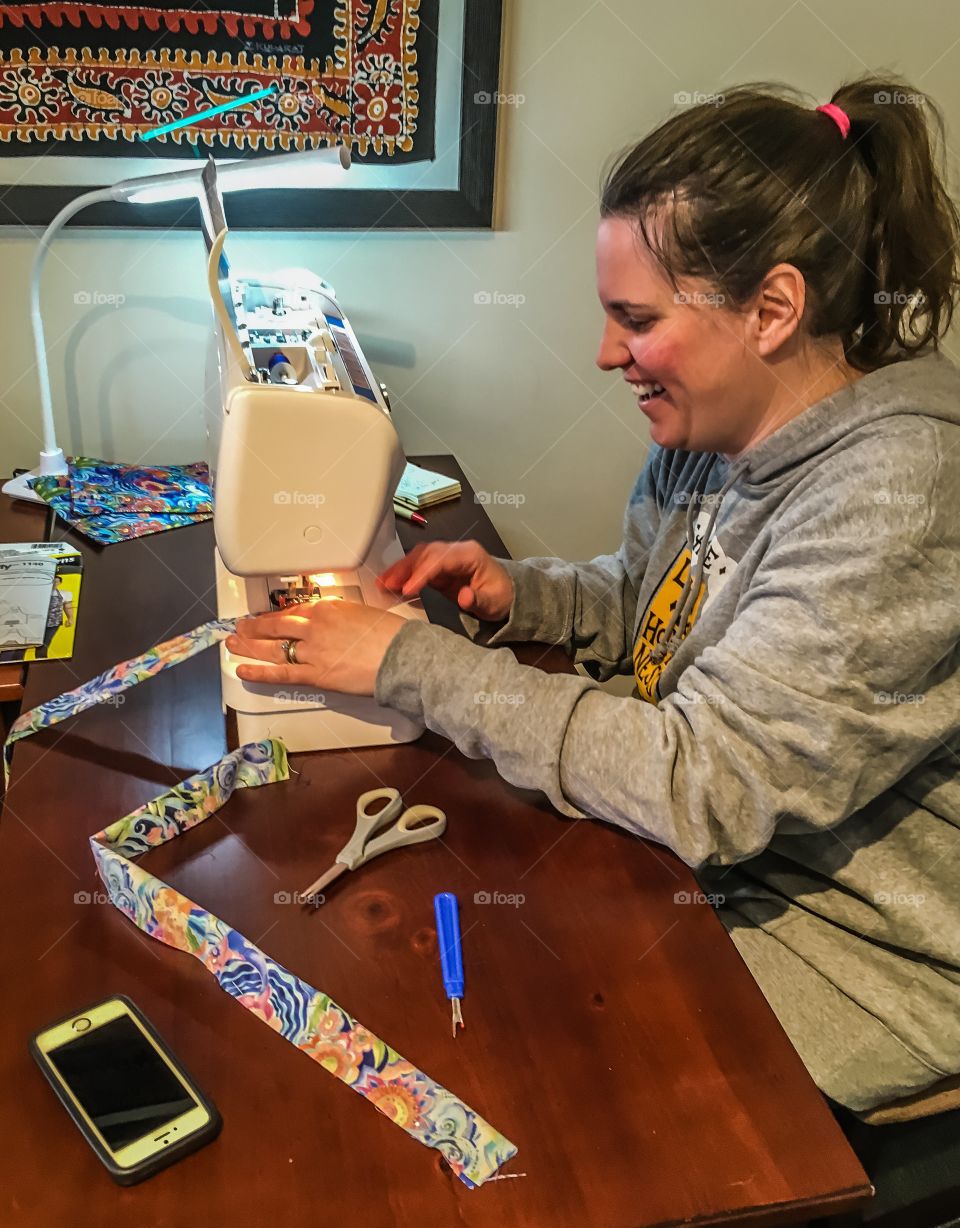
[225,600,409,696]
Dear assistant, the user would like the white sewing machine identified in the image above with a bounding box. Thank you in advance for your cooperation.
[201,165,427,753]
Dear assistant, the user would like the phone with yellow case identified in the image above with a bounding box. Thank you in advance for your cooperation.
[30,995,221,1185]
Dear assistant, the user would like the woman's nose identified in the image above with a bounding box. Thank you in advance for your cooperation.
[596,320,631,371]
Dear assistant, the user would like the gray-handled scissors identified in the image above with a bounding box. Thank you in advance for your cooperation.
[298,787,446,907]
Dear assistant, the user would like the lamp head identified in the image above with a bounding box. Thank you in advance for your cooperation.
[114,145,351,206]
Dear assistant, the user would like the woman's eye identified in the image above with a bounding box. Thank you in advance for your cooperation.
[625,318,654,332]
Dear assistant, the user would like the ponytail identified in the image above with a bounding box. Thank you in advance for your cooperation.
[829,79,960,368]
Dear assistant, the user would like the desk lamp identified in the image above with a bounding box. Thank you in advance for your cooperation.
[2,144,351,504]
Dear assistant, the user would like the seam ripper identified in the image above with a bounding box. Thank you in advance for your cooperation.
[434,892,465,1038]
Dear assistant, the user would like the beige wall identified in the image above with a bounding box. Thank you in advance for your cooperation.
[2,1,958,686]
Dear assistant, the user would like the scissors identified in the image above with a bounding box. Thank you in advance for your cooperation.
[298,788,446,907]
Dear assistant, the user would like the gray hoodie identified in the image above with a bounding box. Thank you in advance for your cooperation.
[374,348,960,1113]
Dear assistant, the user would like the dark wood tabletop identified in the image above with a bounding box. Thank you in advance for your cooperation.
[0,455,870,1227]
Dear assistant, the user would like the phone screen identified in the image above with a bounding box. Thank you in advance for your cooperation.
[47,1016,197,1150]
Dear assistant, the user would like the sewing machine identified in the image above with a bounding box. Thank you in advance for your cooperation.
[202,164,427,752]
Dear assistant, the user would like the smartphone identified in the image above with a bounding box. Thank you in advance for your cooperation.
[30,995,221,1185]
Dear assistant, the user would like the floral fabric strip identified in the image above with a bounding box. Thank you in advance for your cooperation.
[3,625,516,1187]
[3,618,237,786]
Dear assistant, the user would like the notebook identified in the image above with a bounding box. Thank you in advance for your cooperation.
[394,462,462,510]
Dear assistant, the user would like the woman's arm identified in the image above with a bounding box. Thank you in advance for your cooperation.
[459,449,664,682]
[375,491,958,868]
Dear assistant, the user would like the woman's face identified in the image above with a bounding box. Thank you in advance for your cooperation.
[595,215,770,455]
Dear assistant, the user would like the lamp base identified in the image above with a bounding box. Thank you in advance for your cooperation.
[1,471,46,504]
[2,448,67,504]
[39,447,68,477]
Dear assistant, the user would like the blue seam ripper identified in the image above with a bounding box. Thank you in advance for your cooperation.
[434,892,465,1038]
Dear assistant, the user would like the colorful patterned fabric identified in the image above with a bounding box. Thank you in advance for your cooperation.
[3,618,235,785]
[3,620,516,1186]
[67,459,213,516]
[28,457,213,545]
[0,0,435,159]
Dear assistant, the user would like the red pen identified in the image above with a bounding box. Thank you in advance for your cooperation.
[393,502,428,527]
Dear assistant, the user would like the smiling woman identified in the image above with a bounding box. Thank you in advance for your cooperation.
[231,72,960,1126]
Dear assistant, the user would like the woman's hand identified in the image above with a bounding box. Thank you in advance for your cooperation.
[377,540,514,622]
[225,600,408,696]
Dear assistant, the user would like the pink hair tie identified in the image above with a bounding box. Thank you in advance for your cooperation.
[816,102,851,139]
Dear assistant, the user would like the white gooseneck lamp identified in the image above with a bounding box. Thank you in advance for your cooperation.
[3,144,351,503]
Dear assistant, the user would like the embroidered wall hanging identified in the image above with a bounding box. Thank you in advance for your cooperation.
[0,0,436,158]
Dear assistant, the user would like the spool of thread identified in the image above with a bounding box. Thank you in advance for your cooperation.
[267,352,298,384]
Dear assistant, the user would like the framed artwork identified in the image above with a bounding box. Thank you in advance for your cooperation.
[0,0,503,229]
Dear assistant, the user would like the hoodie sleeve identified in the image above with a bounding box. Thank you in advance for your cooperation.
[375,460,958,869]
[457,450,662,683]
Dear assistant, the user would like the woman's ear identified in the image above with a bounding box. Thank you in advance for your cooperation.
[753,262,806,356]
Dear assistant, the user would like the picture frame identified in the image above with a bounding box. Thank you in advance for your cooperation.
[0,0,503,230]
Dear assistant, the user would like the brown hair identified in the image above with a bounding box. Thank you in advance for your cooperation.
[600,76,960,372]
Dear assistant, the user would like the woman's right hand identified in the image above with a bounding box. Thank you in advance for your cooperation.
[376,540,515,622]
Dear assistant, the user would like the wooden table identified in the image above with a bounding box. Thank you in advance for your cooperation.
[0,455,871,1226]
[0,484,49,703]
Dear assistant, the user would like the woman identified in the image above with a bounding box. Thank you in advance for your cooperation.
[227,76,960,1120]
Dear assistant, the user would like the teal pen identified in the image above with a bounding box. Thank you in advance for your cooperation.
[434,892,465,1037]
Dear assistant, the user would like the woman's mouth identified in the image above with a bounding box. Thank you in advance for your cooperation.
[632,380,668,408]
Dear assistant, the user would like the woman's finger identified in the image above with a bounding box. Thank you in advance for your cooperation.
[399,550,466,595]
[236,610,309,641]
[225,634,310,666]
[378,544,429,590]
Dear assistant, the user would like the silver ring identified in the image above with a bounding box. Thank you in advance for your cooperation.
[282,638,300,665]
